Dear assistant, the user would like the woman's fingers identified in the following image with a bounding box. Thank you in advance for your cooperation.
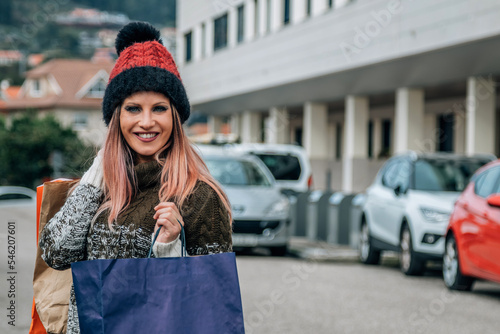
[153,202,184,243]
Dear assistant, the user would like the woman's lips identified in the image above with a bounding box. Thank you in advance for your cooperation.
[134,132,159,142]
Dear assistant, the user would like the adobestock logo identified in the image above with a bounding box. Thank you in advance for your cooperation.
[339,0,408,62]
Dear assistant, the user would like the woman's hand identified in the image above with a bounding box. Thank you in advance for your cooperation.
[153,202,184,244]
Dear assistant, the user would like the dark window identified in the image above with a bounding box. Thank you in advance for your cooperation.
[306,0,311,16]
[381,119,391,157]
[255,154,301,181]
[414,158,491,192]
[0,193,32,200]
[214,14,228,51]
[437,114,454,152]
[475,167,500,198]
[368,120,373,158]
[336,123,342,159]
[295,128,303,146]
[184,31,192,62]
[283,0,290,25]
[237,5,245,43]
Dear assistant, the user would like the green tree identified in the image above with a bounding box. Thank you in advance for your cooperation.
[0,112,95,189]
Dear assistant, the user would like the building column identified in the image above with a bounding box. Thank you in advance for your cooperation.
[193,24,202,62]
[257,0,267,36]
[230,113,241,138]
[343,96,369,193]
[312,0,328,16]
[423,113,436,153]
[265,107,289,144]
[303,102,328,159]
[372,118,382,158]
[394,88,425,154]
[208,115,223,134]
[270,0,283,32]
[466,76,496,155]
[241,111,262,143]
[291,0,306,24]
[228,5,238,48]
[205,20,214,57]
[245,0,256,41]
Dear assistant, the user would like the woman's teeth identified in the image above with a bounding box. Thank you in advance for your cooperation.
[137,133,157,139]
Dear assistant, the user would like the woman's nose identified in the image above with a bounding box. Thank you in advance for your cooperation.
[138,110,155,128]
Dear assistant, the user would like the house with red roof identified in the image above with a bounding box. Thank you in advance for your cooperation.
[2,59,115,146]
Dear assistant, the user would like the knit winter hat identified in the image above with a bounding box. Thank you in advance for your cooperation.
[102,22,190,126]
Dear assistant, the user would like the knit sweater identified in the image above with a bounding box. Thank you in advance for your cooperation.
[39,161,232,334]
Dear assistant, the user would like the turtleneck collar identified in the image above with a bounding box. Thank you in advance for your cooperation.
[134,160,162,189]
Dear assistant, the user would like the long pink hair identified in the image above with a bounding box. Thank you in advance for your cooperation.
[96,104,232,228]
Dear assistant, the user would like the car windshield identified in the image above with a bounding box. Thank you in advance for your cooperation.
[205,158,272,186]
[254,154,301,181]
[414,158,490,192]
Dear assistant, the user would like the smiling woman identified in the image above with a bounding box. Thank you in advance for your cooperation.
[38,21,234,334]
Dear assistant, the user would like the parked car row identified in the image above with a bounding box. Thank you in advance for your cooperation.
[359,151,500,291]
[195,143,312,256]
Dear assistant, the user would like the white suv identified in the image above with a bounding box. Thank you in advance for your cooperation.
[359,152,494,275]
[229,143,312,193]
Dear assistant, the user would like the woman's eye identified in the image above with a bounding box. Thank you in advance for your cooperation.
[153,106,167,112]
[124,106,140,113]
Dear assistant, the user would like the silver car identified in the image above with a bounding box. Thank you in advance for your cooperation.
[202,153,291,256]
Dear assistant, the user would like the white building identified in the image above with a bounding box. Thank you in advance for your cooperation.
[177,0,500,193]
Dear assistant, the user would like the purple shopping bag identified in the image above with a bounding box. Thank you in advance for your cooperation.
[71,226,245,334]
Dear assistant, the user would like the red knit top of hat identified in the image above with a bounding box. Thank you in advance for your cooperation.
[108,40,181,83]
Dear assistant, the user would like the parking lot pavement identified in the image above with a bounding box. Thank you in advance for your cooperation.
[288,237,360,262]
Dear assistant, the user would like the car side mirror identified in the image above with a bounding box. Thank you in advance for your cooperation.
[487,194,500,208]
[394,184,407,197]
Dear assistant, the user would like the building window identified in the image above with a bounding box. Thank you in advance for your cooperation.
[237,5,245,43]
[329,0,334,9]
[437,113,454,152]
[381,119,391,158]
[266,0,271,33]
[254,0,259,36]
[306,0,312,16]
[201,23,206,57]
[73,113,88,130]
[31,79,42,97]
[87,79,106,98]
[184,31,192,62]
[283,0,290,25]
[336,123,342,159]
[214,14,228,51]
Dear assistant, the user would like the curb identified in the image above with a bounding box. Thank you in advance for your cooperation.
[288,238,360,263]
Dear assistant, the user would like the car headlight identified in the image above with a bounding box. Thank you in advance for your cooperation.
[266,198,290,217]
[420,207,450,223]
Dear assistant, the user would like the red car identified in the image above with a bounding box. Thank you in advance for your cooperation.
[443,159,500,290]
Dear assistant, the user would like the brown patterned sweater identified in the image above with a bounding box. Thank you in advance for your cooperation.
[39,160,232,334]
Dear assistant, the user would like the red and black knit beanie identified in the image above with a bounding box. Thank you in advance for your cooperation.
[102,22,190,126]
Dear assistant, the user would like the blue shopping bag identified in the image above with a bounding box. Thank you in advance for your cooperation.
[71,225,245,334]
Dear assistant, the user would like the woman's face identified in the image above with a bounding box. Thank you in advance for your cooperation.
[120,91,173,164]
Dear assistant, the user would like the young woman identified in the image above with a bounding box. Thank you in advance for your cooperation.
[39,22,232,334]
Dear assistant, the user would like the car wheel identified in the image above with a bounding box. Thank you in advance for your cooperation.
[270,245,288,256]
[443,234,474,291]
[359,221,380,265]
[400,224,424,276]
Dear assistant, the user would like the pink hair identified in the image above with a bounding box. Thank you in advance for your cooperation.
[97,104,232,229]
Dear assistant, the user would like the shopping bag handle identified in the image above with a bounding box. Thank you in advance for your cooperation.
[148,219,186,258]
